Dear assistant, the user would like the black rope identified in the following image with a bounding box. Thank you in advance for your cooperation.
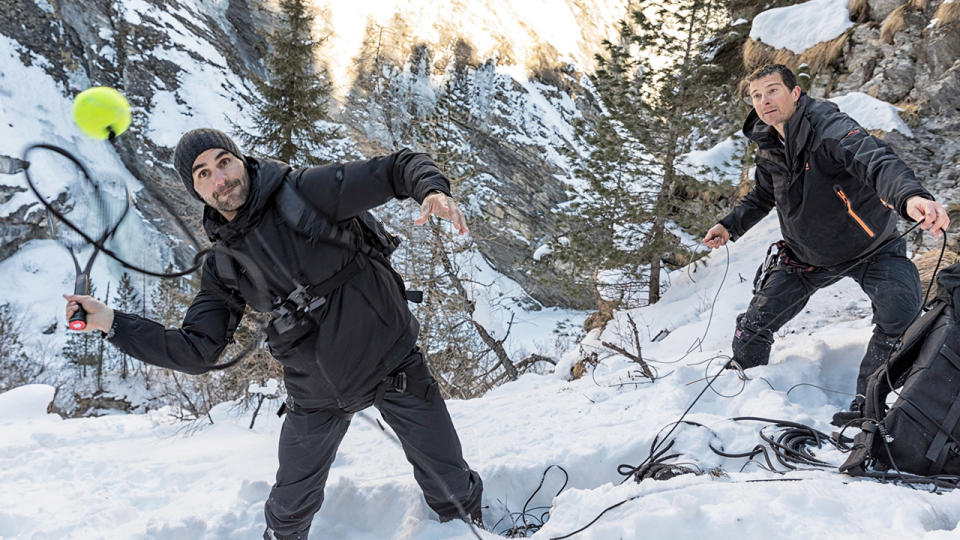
[651,244,730,365]
[549,496,638,540]
[555,223,934,538]
[617,420,718,484]
[785,382,858,399]
[495,465,569,537]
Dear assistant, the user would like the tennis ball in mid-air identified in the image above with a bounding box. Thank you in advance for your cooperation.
[73,86,132,140]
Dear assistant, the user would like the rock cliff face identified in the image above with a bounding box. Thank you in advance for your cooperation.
[828,0,960,219]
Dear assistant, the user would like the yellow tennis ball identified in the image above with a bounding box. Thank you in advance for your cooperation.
[73,86,132,140]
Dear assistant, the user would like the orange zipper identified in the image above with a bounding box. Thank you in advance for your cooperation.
[834,186,875,237]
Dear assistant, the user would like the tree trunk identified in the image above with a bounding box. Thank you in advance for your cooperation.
[431,224,519,380]
[648,0,704,305]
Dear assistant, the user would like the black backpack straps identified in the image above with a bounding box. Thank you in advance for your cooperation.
[839,423,875,474]
[214,245,240,291]
[275,172,362,251]
[273,173,420,303]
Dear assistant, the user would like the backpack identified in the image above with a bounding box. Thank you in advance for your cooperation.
[274,176,401,263]
[214,175,419,304]
[840,262,960,477]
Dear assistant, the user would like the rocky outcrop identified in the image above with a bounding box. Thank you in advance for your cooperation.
[0,187,44,261]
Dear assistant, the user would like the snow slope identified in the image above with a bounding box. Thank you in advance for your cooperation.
[3,213,959,539]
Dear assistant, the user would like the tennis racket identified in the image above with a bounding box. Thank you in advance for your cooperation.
[22,144,131,330]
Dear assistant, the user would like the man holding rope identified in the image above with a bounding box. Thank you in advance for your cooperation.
[63,129,483,539]
[703,64,949,424]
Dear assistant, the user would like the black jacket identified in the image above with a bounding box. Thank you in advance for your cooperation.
[108,150,451,409]
[720,94,932,268]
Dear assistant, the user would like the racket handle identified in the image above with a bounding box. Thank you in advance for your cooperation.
[69,274,90,331]
[69,305,87,331]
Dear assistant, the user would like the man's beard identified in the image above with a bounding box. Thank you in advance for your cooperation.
[210,175,249,212]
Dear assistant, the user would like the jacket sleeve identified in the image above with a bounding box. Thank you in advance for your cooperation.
[820,112,933,219]
[106,257,246,375]
[294,148,453,221]
[718,164,776,241]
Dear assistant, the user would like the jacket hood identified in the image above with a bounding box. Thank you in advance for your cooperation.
[202,156,291,242]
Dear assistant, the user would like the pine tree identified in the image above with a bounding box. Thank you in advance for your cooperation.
[114,272,141,378]
[634,0,733,304]
[234,0,340,165]
[0,302,35,392]
[553,0,735,306]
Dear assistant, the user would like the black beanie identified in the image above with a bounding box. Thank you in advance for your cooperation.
[173,128,244,201]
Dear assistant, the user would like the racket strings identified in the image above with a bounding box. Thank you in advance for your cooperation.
[27,145,128,253]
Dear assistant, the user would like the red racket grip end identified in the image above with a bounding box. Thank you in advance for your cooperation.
[68,303,87,331]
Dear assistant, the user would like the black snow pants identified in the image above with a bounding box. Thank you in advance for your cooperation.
[731,237,922,396]
[263,349,483,538]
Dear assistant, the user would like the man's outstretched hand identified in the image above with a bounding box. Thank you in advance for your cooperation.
[63,294,114,333]
[703,223,731,249]
[906,196,950,238]
[415,191,469,235]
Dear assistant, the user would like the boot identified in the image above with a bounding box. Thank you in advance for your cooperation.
[470,506,484,529]
[439,506,484,530]
[830,397,864,428]
[263,527,309,540]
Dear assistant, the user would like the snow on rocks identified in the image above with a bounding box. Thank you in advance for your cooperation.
[750,0,854,53]
[829,92,915,138]
[0,384,57,424]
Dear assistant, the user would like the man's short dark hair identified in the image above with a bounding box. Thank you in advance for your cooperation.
[745,64,799,90]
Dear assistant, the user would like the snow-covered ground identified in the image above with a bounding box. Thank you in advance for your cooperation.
[4,1,956,538]
[4,213,959,540]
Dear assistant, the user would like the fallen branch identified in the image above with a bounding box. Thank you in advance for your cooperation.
[601,340,655,380]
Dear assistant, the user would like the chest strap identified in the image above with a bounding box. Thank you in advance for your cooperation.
[270,254,367,336]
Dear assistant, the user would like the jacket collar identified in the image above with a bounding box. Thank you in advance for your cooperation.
[202,156,291,242]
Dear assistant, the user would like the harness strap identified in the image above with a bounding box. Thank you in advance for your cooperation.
[273,207,311,284]
[276,176,369,256]
[271,255,367,335]
[303,255,366,305]
[775,241,817,272]
[373,361,437,409]
[275,176,420,303]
